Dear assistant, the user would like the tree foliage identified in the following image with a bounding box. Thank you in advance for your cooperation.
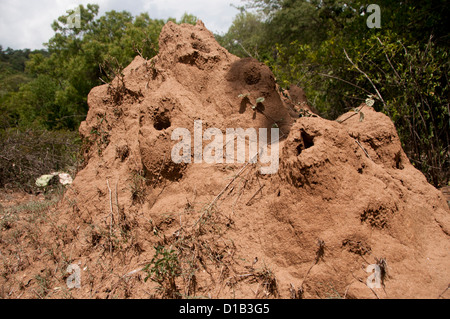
[219,0,449,186]
[0,5,198,191]
[0,46,49,128]
[0,2,448,187]
[1,4,197,131]
[216,11,267,60]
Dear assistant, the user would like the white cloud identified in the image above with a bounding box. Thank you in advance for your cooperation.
[0,0,242,50]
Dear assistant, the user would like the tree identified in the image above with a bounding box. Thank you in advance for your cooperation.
[216,11,267,59]
[225,0,449,186]
[2,4,196,130]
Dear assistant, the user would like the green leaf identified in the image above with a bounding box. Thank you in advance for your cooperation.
[255,97,265,104]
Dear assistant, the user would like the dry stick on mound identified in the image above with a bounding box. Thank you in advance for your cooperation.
[106,179,114,255]
[297,239,326,297]
[246,184,265,206]
[351,272,380,299]
[153,153,167,189]
[193,132,282,227]
[231,171,249,216]
[438,284,450,299]
[338,104,366,124]
[192,157,255,227]
[258,109,287,138]
[355,139,372,160]
[375,257,389,296]
[114,180,120,214]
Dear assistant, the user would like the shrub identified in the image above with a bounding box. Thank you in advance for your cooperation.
[143,245,181,298]
[268,33,449,187]
[0,128,80,192]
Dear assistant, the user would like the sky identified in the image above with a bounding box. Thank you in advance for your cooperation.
[0,0,245,50]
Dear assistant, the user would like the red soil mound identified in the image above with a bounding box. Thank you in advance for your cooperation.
[1,21,448,299]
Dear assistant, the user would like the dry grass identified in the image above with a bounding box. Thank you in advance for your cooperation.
[0,128,80,192]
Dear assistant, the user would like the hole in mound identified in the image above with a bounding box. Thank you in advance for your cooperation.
[296,130,315,155]
[178,51,199,65]
[116,145,129,161]
[357,163,366,174]
[91,232,101,247]
[302,131,314,149]
[161,163,185,181]
[153,112,171,131]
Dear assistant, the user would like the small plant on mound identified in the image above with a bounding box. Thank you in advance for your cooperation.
[129,170,146,204]
[143,245,182,298]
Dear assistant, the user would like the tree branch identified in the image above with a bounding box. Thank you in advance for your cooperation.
[343,48,387,111]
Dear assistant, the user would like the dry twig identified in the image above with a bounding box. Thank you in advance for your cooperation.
[106,179,114,254]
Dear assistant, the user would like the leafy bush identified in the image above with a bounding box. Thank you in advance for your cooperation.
[230,1,449,187]
[357,35,449,186]
[143,245,181,298]
[0,128,80,192]
[270,33,449,186]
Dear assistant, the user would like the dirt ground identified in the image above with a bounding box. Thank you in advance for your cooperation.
[0,21,449,299]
